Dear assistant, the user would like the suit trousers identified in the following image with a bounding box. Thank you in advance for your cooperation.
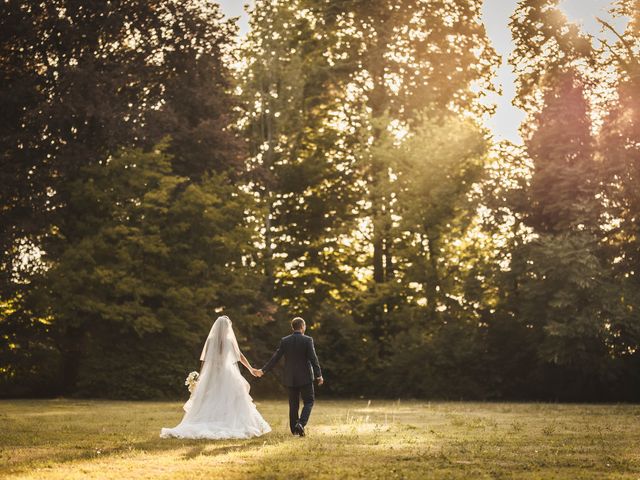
[288,382,314,433]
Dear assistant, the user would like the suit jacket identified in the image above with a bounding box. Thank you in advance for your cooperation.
[262,331,322,387]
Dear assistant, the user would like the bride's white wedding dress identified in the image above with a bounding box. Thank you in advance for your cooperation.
[160,316,271,439]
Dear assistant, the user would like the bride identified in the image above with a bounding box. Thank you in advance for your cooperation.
[160,315,271,439]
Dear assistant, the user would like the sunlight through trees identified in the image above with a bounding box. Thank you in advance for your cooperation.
[1,0,638,400]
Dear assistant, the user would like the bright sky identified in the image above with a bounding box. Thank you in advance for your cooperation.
[219,0,627,144]
[481,0,625,143]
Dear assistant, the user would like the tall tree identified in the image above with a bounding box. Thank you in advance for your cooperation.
[597,0,640,365]
[510,1,620,397]
[52,145,259,398]
[334,0,498,285]
[240,0,500,388]
[313,0,498,331]
[240,1,363,313]
[0,0,255,396]
[522,71,612,374]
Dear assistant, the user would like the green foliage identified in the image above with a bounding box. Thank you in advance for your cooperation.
[29,144,262,397]
[2,0,640,401]
[597,0,640,362]
[499,1,640,398]
[0,297,62,397]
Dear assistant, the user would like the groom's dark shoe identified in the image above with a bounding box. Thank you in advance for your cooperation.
[294,423,305,437]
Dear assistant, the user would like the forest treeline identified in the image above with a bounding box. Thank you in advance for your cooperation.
[1,0,639,400]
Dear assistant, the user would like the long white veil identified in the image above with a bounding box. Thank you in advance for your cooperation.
[199,315,241,367]
[181,315,241,415]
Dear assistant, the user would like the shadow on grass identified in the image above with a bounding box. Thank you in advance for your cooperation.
[5,400,640,479]
[3,429,292,477]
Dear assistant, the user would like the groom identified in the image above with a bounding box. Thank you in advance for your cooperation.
[258,317,323,437]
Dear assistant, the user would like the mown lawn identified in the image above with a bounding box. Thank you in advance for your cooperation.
[1,398,639,479]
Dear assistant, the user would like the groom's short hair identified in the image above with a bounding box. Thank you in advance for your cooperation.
[291,317,305,331]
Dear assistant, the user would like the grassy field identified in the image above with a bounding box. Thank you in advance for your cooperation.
[1,399,639,479]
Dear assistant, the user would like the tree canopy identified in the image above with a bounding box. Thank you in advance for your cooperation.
[1,0,639,401]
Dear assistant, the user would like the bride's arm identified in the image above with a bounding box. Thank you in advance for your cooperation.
[239,352,260,376]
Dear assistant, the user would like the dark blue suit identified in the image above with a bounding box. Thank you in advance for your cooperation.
[262,331,322,432]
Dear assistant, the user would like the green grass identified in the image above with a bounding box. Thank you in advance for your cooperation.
[1,399,639,479]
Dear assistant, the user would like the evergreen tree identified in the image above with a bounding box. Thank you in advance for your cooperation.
[522,102,610,384]
[36,144,260,397]
[510,1,619,397]
[596,0,640,379]
[0,0,255,397]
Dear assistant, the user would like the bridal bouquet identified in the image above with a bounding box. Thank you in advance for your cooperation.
[185,371,199,393]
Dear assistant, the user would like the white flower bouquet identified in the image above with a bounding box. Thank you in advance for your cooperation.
[185,371,199,394]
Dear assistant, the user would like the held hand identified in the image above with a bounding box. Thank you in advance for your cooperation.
[256,369,264,378]
[317,376,324,386]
